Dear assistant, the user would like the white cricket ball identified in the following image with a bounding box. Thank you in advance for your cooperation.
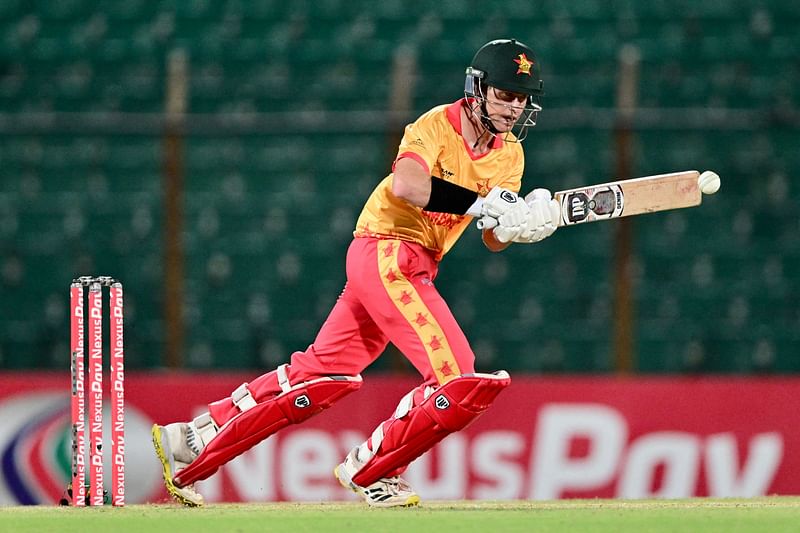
[698,170,721,195]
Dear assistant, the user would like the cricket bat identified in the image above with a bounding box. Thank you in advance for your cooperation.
[478,170,702,229]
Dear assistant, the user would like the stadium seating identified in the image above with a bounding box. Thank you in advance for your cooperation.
[1,1,798,372]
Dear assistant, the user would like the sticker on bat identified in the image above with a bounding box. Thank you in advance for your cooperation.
[561,185,624,225]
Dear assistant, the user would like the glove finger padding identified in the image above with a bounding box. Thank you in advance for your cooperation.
[528,202,550,242]
[546,198,561,233]
[534,199,560,240]
[496,202,529,228]
[489,196,530,243]
[514,189,560,244]
[493,224,523,243]
[524,188,553,203]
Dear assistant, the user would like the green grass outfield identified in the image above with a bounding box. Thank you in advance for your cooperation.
[3,498,800,533]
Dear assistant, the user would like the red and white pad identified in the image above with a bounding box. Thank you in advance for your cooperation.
[174,372,362,487]
[351,371,510,487]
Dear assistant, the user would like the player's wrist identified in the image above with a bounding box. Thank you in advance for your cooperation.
[482,226,511,252]
[465,197,484,217]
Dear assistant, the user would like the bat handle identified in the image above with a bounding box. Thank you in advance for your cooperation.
[476,216,498,230]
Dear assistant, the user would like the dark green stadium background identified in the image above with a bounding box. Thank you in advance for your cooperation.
[0,1,797,373]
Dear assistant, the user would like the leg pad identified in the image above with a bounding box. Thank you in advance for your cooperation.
[351,371,510,487]
[174,374,362,486]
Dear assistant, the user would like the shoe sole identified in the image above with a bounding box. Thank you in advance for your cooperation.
[334,464,420,508]
[333,463,359,495]
[151,424,203,507]
[377,494,420,508]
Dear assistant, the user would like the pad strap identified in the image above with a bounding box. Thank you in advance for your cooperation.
[276,364,291,393]
[231,383,257,412]
[187,413,219,456]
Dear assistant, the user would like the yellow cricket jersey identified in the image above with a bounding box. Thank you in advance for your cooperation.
[354,99,525,261]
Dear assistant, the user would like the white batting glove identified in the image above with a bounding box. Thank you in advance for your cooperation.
[513,188,560,243]
[492,204,530,243]
[467,186,523,220]
[470,188,531,243]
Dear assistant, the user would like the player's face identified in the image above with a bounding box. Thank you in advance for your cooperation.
[483,86,529,132]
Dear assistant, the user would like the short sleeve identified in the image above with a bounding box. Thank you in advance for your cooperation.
[394,110,443,175]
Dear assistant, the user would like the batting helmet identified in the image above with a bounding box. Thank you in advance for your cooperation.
[464,38,544,141]
[466,39,544,98]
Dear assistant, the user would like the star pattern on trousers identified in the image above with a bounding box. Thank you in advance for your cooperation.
[428,335,443,351]
[414,312,429,327]
[382,242,395,258]
[439,361,454,377]
[385,269,399,283]
[398,290,414,305]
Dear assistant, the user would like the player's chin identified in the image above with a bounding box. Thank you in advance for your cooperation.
[490,118,516,133]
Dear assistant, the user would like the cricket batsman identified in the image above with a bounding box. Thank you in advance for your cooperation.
[152,38,560,507]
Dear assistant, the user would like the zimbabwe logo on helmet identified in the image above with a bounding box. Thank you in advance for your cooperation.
[467,39,544,96]
[514,53,534,76]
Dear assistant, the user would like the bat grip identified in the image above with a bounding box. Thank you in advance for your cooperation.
[476,216,498,230]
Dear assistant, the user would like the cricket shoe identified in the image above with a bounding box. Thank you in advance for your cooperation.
[334,448,420,508]
[151,422,205,507]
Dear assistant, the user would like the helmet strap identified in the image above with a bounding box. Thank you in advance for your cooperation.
[467,99,498,151]
[466,82,499,150]
[479,100,500,136]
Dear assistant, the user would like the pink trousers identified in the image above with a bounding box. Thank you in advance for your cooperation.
[209,237,476,425]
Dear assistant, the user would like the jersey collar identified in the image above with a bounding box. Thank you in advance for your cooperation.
[446,98,504,153]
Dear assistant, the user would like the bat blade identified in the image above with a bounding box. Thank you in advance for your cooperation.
[554,170,701,226]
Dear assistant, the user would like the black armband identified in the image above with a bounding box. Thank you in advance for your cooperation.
[424,176,479,214]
